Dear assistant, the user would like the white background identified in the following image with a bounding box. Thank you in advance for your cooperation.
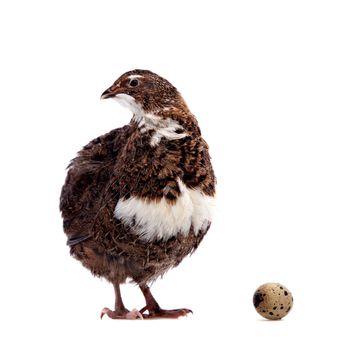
[1,0,349,348]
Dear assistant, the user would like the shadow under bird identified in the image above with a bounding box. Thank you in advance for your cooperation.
[60,69,216,319]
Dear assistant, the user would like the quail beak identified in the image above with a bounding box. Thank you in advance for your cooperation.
[100,85,122,99]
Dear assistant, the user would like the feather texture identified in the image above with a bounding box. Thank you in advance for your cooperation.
[60,69,216,286]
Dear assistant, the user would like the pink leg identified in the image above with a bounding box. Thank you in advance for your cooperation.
[100,282,143,320]
[139,285,192,319]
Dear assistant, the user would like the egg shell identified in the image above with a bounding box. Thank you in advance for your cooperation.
[253,282,293,320]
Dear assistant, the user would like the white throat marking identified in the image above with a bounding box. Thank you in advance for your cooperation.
[113,94,187,146]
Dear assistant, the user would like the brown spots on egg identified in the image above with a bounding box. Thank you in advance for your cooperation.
[253,283,293,320]
[253,291,264,308]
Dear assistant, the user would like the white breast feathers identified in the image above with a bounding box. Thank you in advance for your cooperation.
[114,180,215,241]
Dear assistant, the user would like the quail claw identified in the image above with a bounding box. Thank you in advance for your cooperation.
[100,307,143,320]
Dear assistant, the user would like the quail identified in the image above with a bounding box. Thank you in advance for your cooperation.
[60,69,216,319]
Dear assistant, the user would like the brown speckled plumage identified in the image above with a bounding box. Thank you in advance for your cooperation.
[60,69,216,319]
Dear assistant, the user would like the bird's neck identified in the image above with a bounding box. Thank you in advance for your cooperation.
[131,109,189,147]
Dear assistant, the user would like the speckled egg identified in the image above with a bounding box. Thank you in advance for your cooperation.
[253,283,293,320]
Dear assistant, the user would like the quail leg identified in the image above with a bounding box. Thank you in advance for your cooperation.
[101,282,143,320]
[139,285,192,319]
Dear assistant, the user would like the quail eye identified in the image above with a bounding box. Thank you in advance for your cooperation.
[129,79,139,87]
